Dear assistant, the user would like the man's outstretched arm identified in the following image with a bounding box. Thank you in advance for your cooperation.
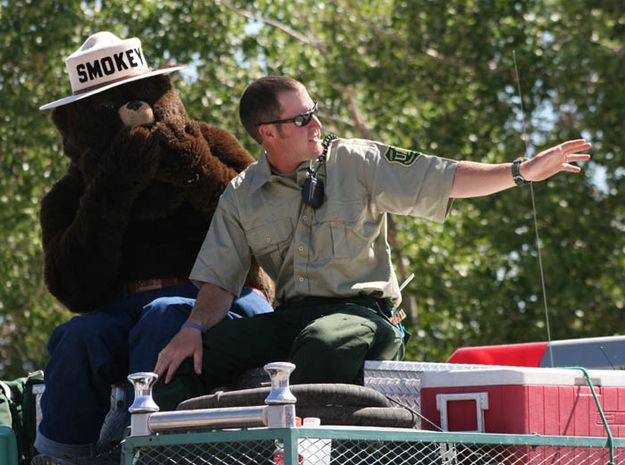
[450,139,592,199]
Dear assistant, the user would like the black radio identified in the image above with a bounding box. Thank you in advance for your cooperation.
[301,133,337,209]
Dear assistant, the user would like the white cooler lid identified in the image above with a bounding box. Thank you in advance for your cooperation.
[420,366,625,388]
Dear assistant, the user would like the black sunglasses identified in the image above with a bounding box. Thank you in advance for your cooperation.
[255,102,318,127]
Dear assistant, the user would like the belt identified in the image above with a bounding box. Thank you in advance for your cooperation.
[123,277,191,295]
[278,295,406,325]
[279,295,410,343]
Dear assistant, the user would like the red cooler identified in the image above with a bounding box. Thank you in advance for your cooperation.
[421,366,625,436]
[421,367,625,464]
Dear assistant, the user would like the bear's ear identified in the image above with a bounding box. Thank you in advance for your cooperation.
[50,106,68,135]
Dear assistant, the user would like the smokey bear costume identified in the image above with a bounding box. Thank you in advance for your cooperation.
[33,32,273,463]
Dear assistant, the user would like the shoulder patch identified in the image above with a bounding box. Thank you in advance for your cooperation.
[383,146,422,167]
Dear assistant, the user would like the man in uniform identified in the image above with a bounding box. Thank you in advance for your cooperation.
[152,76,591,407]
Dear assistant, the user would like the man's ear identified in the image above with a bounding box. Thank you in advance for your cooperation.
[257,124,275,141]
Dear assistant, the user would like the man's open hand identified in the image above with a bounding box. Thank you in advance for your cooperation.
[154,327,203,384]
[522,139,592,182]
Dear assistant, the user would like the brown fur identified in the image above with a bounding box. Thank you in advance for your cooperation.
[41,75,271,313]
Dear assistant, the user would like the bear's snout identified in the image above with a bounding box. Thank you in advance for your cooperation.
[118,100,155,128]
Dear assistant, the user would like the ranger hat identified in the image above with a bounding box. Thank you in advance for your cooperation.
[40,31,186,110]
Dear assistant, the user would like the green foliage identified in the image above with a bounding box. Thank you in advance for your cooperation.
[0,0,622,378]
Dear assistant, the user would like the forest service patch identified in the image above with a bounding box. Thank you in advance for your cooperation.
[383,146,421,166]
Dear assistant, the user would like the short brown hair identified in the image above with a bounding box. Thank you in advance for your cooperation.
[239,76,303,144]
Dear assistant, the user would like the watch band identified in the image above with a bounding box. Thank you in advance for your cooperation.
[512,158,530,186]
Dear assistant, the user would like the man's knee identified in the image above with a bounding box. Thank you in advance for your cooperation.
[296,311,379,348]
[289,313,371,383]
[289,310,403,383]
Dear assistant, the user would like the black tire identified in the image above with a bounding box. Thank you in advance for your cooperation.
[178,383,392,410]
[177,383,417,428]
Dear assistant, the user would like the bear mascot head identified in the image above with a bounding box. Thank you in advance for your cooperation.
[40,31,271,313]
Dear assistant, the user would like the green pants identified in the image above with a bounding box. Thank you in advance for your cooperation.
[154,296,404,410]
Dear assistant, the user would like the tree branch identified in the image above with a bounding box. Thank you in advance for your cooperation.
[345,85,374,139]
[220,1,321,49]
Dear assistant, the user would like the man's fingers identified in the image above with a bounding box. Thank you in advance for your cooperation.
[155,350,175,380]
[165,359,183,384]
[559,139,592,154]
[154,357,165,377]
[193,350,203,376]
[566,154,591,162]
[152,331,204,383]
[157,350,183,384]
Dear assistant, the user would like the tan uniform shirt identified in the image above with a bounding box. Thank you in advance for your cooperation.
[190,138,457,305]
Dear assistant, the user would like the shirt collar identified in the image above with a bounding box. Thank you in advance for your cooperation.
[248,151,309,193]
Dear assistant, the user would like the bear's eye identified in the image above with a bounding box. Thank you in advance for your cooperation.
[91,100,117,112]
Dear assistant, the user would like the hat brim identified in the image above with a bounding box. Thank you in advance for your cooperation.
[39,64,187,111]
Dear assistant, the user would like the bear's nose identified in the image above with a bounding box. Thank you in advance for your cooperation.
[119,100,155,128]
[126,100,144,111]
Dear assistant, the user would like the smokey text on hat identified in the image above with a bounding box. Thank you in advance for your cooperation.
[76,48,145,83]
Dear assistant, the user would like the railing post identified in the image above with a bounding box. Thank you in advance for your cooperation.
[264,362,297,428]
[127,372,159,437]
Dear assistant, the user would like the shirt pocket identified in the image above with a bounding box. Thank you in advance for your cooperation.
[318,200,369,259]
[247,218,293,275]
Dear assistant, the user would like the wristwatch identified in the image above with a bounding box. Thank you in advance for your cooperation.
[511,158,530,186]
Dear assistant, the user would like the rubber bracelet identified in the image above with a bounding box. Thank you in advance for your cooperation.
[181,321,207,333]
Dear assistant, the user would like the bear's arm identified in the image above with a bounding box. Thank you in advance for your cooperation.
[182,122,255,218]
[198,123,255,173]
[40,165,134,313]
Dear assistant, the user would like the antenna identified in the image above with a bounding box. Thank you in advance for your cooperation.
[599,346,617,370]
[512,50,555,368]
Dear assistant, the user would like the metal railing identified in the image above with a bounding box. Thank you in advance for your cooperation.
[122,426,625,465]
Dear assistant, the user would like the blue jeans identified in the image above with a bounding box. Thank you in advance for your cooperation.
[35,285,272,458]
